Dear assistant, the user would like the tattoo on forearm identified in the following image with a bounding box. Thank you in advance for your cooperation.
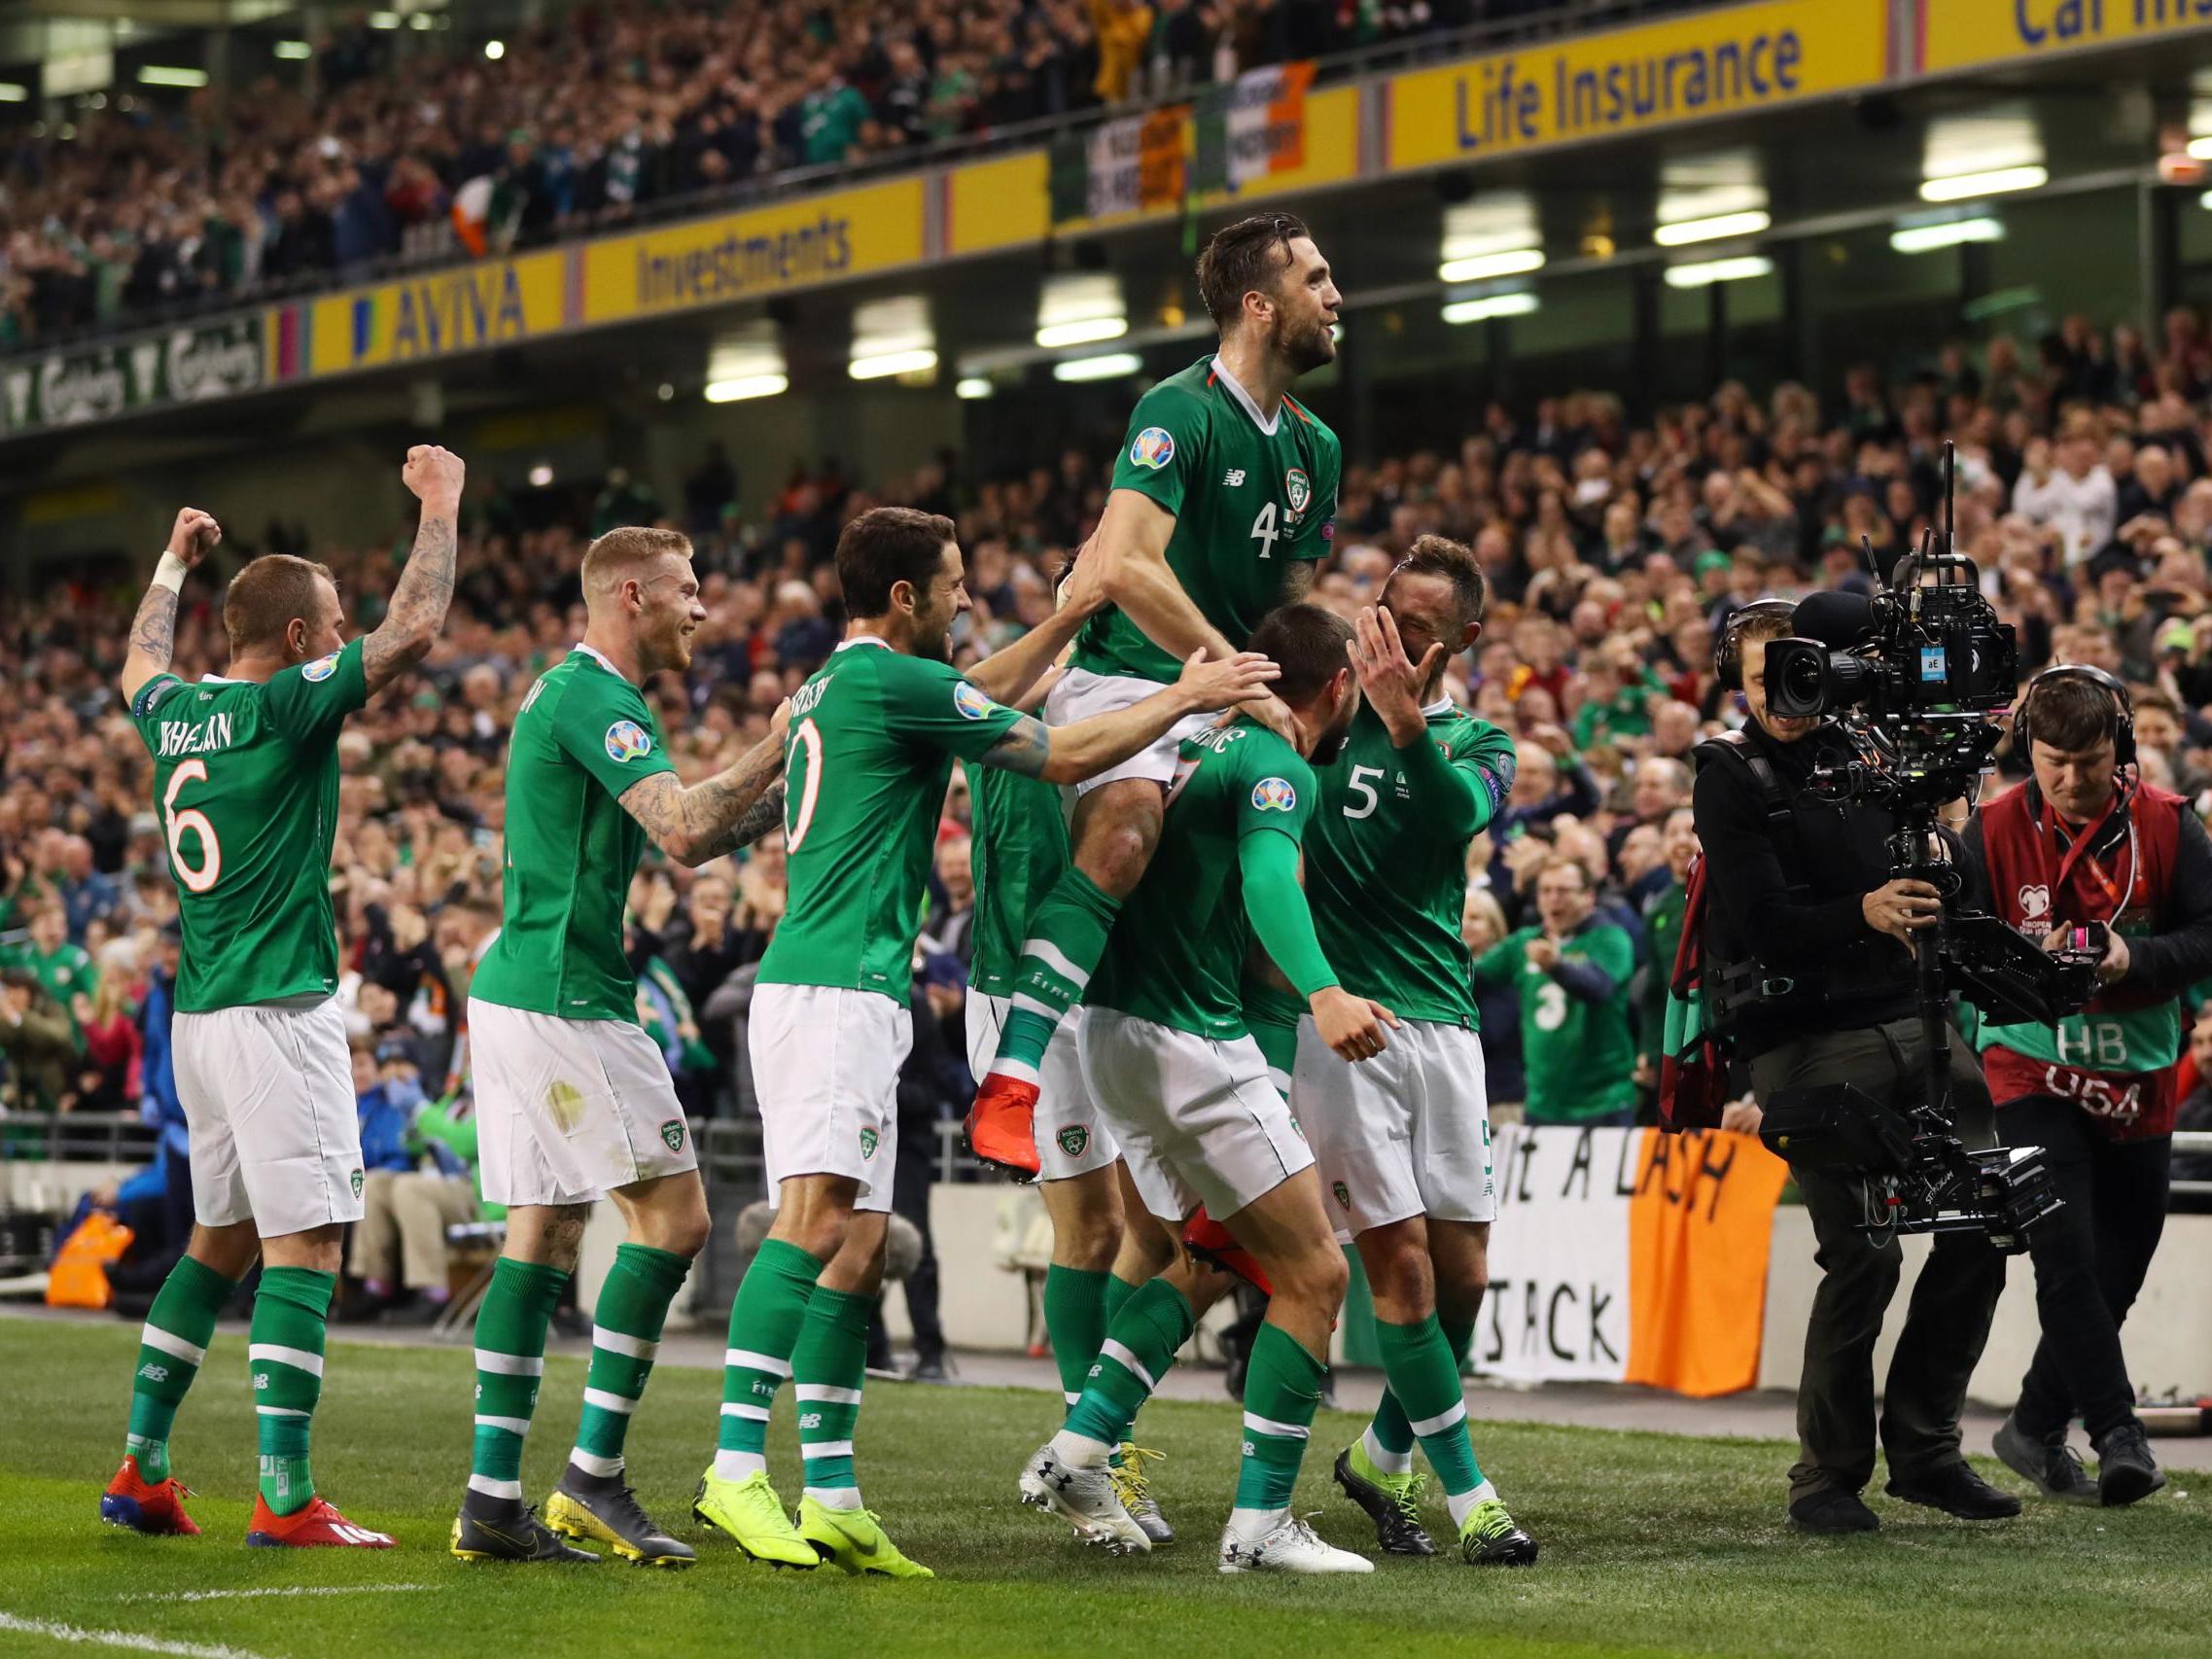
[620,735,786,865]
[363,512,458,688]
[975,715,1052,779]
[706,783,787,860]
[127,584,180,674]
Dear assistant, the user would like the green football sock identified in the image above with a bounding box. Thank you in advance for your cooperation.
[125,1253,236,1483]
[1042,1265,1109,1406]
[986,870,1119,1081]
[570,1243,690,1480]
[250,1266,335,1516]
[1232,1322,1326,1524]
[1367,1313,1476,1472]
[1103,1272,1141,1329]
[791,1286,873,1509]
[1376,1315,1482,1500]
[1059,1278,1193,1449]
[468,1256,570,1511]
[716,1238,823,1481]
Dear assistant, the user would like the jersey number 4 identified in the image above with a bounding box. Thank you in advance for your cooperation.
[161,761,223,894]
[1249,501,1280,560]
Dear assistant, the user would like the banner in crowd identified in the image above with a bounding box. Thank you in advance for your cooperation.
[0,316,263,434]
[298,248,567,378]
[1192,60,1317,194]
[1385,0,1889,173]
[1049,104,1193,224]
[1915,0,2212,76]
[1473,1125,1790,1396]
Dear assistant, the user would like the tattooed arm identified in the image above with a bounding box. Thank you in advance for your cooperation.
[972,650,1278,784]
[362,445,466,698]
[121,508,222,702]
[1280,559,1318,604]
[618,729,788,866]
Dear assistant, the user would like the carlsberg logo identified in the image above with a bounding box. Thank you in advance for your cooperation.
[169,330,262,400]
[40,355,128,426]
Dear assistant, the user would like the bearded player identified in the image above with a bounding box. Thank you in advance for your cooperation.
[103,449,464,1547]
[966,212,1343,1176]
[1023,604,1395,1574]
[698,508,1275,1577]
[1297,539,1537,1567]
[451,527,791,1567]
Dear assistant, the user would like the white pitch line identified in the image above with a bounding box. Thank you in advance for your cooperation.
[121,1587,432,1606]
[0,1610,280,1659]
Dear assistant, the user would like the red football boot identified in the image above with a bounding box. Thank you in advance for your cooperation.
[245,1494,395,1548]
[1181,1208,1273,1295]
[965,1071,1042,1180]
[100,1456,201,1536]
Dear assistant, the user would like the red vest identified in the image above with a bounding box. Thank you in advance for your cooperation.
[1978,778,2185,1137]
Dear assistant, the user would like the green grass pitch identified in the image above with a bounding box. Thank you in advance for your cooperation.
[4,1314,2206,1659]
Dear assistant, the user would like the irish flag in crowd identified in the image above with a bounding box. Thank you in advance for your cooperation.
[1194,60,1316,194]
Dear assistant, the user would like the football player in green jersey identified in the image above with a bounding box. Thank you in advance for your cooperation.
[102,448,464,1549]
[454,525,793,1569]
[968,212,1345,1177]
[1023,605,1399,1576]
[1292,538,1538,1568]
[1472,857,1642,1126]
[702,508,1275,1577]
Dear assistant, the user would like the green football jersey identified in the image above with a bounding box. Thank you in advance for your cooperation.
[1306,701,1516,1028]
[1471,922,1639,1124]
[1071,355,1342,686]
[963,760,1069,1000]
[1241,973,1305,1085]
[472,645,678,1022]
[760,639,1025,1001]
[127,638,369,1013]
[1090,720,1317,1039]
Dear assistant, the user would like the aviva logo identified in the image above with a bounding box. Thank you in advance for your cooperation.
[355,265,531,365]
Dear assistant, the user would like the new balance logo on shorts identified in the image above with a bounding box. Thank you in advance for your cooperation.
[1057,1125,1089,1158]
[659,1119,685,1152]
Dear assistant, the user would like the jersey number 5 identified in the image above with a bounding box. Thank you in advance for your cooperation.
[785,717,825,852]
[1342,763,1387,820]
[161,761,223,894]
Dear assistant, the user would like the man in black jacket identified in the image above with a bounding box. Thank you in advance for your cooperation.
[1692,601,2019,1535]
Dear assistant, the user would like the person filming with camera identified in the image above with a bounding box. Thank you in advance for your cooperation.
[1690,598,2019,1535]
[1961,666,2212,1507]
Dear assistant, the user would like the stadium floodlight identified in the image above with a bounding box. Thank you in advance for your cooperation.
[1654,209,1771,248]
[1437,247,1544,284]
[138,66,210,88]
[273,41,312,60]
[484,40,506,60]
[1664,255,1774,288]
[704,372,789,403]
[0,84,26,103]
[527,464,554,487]
[955,377,994,400]
[369,10,402,26]
[1440,291,1538,325]
[1919,164,2046,203]
[848,348,937,381]
[1890,217,2004,255]
[1034,316,1128,349]
[1052,352,1143,383]
[410,11,435,28]
[2192,135,2212,160]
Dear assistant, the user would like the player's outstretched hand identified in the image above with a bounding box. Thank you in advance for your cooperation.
[1175,648,1280,714]
[1350,606,1442,740]
[768,697,793,744]
[166,508,222,566]
[403,444,466,511]
[1312,985,1399,1062]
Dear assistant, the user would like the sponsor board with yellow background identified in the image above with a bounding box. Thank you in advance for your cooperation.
[1915,0,2212,76]
[1384,0,1890,173]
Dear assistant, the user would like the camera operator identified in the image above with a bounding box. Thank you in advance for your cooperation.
[1692,600,2019,1535]
[1962,666,2212,1506]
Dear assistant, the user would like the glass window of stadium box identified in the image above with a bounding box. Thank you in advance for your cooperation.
[1798,221,1974,393]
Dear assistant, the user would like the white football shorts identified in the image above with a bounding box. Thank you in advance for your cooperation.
[171,999,364,1238]
[1046,667,1216,796]
[966,993,1119,1180]
[469,999,699,1208]
[750,982,907,1214]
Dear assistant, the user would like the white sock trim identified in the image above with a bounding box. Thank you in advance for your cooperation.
[724,1348,790,1378]
[987,1057,1042,1086]
[720,1402,771,1421]
[141,1324,207,1366]
[794,1384,863,1405]
[567,1448,624,1477]
[1226,1505,1289,1541]
[1242,1411,1311,1441]
[474,1349,544,1377]
[254,1405,309,1418]
[1063,1391,1082,1406]
[1408,1399,1467,1439]
[1017,939,1091,989]
[591,1328,658,1361]
[713,1450,766,1481]
[468,1474,524,1500]
[1010,993,1059,1021]
[1360,1425,1413,1476]
[801,1440,855,1460]
[581,1388,637,1415]
[1446,1478,1499,1530]
[1048,1429,1113,1467]
[474,1414,532,1435]
[803,1486,864,1511]
[247,1343,324,1378]
[1099,1338,1155,1392]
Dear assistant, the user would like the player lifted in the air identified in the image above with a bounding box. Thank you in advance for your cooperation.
[966,212,1343,1175]
[1296,538,1538,1568]
[451,527,790,1568]
[103,447,465,1548]
[699,507,1274,1578]
[1022,604,1396,1575]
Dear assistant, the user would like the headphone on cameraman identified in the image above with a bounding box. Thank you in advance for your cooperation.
[2014,663,2136,767]
[1712,598,1798,692]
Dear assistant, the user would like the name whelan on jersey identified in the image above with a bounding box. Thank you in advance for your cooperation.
[155,711,237,757]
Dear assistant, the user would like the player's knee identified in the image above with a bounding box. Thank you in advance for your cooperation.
[1276,1241,1350,1315]
[1363,1240,1434,1322]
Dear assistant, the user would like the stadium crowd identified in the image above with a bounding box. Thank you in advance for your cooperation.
[0,0,1495,344]
[13,310,2212,1297]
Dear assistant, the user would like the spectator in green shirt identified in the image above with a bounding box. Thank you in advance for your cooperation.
[1,902,96,1049]
[799,60,870,165]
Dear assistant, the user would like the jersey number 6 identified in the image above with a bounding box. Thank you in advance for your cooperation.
[161,760,223,894]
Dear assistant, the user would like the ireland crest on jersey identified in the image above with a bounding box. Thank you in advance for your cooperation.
[1283,467,1312,522]
[860,1127,880,1160]
[659,1119,685,1152]
[1056,1124,1089,1159]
